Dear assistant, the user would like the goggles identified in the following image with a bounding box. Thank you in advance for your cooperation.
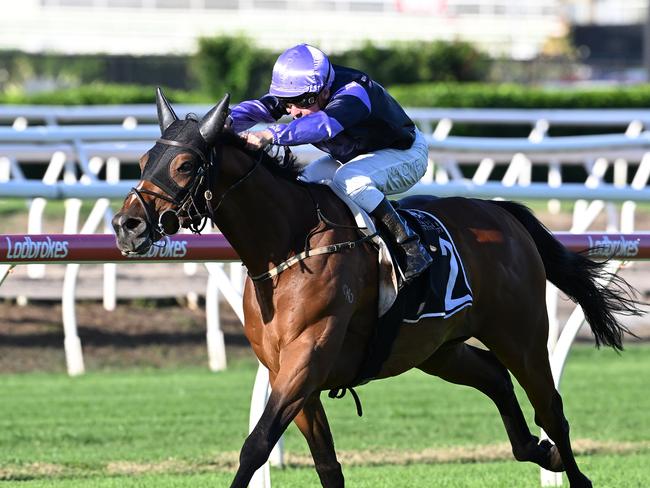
[279,93,319,109]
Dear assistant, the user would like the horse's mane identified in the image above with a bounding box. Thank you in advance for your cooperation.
[220,130,303,181]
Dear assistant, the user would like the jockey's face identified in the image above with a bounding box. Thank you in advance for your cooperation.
[286,102,317,119]
[285,88,330,119]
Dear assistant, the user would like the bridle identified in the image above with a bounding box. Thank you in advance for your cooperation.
[128,137,215,240]
[129,134,263,241]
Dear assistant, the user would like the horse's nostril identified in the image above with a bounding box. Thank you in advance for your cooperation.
[124,217,144,231]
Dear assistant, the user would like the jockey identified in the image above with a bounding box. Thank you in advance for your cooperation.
[229,43,432,284]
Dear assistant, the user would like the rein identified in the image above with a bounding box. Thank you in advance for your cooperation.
[212,149,263,214]
[249,183,377,282]
[134,134,376,312]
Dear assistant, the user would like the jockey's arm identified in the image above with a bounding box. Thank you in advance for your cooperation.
[267,91,371,146]
[229,95,286,133]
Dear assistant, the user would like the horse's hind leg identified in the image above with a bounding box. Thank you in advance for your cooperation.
[484,335,592,487]
[294,394,344,488]
[417,342,559,468]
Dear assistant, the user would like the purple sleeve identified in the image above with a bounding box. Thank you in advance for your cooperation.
[266,111,345,146]
[229,99,278,133]
[266,83,369,145]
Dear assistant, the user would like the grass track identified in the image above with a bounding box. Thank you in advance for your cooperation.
[1,345,648,486]
[3,454,650,487]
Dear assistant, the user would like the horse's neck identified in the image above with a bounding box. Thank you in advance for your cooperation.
[213,147,319,277]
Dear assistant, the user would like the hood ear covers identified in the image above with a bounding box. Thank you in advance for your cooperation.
[199,93,231,145]
[156,87,179,134]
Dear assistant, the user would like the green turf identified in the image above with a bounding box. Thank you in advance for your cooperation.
[0,199,125,233]
[0,362,254,464]
[0,345,649,486]
[0,199,103,219]
[0,199,28,216]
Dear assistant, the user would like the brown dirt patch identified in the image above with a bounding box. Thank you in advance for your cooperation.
[313,439,650,467]
[0,299,254,373]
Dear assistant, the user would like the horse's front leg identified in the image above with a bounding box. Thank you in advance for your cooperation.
[230,384,302,488]
[230,319,347,488]
[294,393,344,487]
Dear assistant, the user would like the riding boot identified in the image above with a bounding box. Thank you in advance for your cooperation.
[371,197,433,284]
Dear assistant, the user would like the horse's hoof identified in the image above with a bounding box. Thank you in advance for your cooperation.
[539,440,565,472]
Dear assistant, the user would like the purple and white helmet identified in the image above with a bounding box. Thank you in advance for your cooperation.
[269,44,334,98]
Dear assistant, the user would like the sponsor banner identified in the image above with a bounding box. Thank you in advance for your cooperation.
[555,233,650,260]
[587,235,640,258]
[0,234,238,263]
[125,237,188,259]
[4,235,69,260]
[1,233,647,264]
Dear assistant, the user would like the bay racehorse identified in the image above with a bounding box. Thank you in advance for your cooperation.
[112,90,640,487]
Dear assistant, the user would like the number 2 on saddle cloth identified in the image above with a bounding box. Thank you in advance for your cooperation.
[352,207,474,389]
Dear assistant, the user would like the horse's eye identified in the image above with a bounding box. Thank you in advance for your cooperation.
[178,161,194,173]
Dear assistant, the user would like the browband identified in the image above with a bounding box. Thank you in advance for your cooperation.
[157,138,208,163]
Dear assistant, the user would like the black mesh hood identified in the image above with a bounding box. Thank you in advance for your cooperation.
[141,119,210,200]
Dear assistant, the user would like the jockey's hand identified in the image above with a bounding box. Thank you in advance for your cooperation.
[244,130,273,151]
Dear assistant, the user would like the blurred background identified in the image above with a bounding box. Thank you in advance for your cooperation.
[1,0,650,101]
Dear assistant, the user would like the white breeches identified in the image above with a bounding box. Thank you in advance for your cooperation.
[298,129,429,212]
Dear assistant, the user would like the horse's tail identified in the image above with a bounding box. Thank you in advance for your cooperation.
[491,200,642,351]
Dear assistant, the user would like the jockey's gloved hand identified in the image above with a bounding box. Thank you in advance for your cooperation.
[244,130,273,151]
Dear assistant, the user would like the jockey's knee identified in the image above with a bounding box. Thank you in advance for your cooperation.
[331,174,383,212]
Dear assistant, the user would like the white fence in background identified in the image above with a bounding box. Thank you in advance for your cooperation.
[1,109,649,318]
[0,110,648,374]
[3,105,650,131]
[2,109,650,235]
[1,110,649,312]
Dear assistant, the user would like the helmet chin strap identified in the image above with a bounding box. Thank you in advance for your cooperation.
[317,87,330,109]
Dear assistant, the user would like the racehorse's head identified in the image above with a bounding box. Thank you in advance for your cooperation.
[112,88,230,255]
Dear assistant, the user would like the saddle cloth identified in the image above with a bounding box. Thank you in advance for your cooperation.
[329,184,473,320]
[330,188,474,387]
[396,208,474,322]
